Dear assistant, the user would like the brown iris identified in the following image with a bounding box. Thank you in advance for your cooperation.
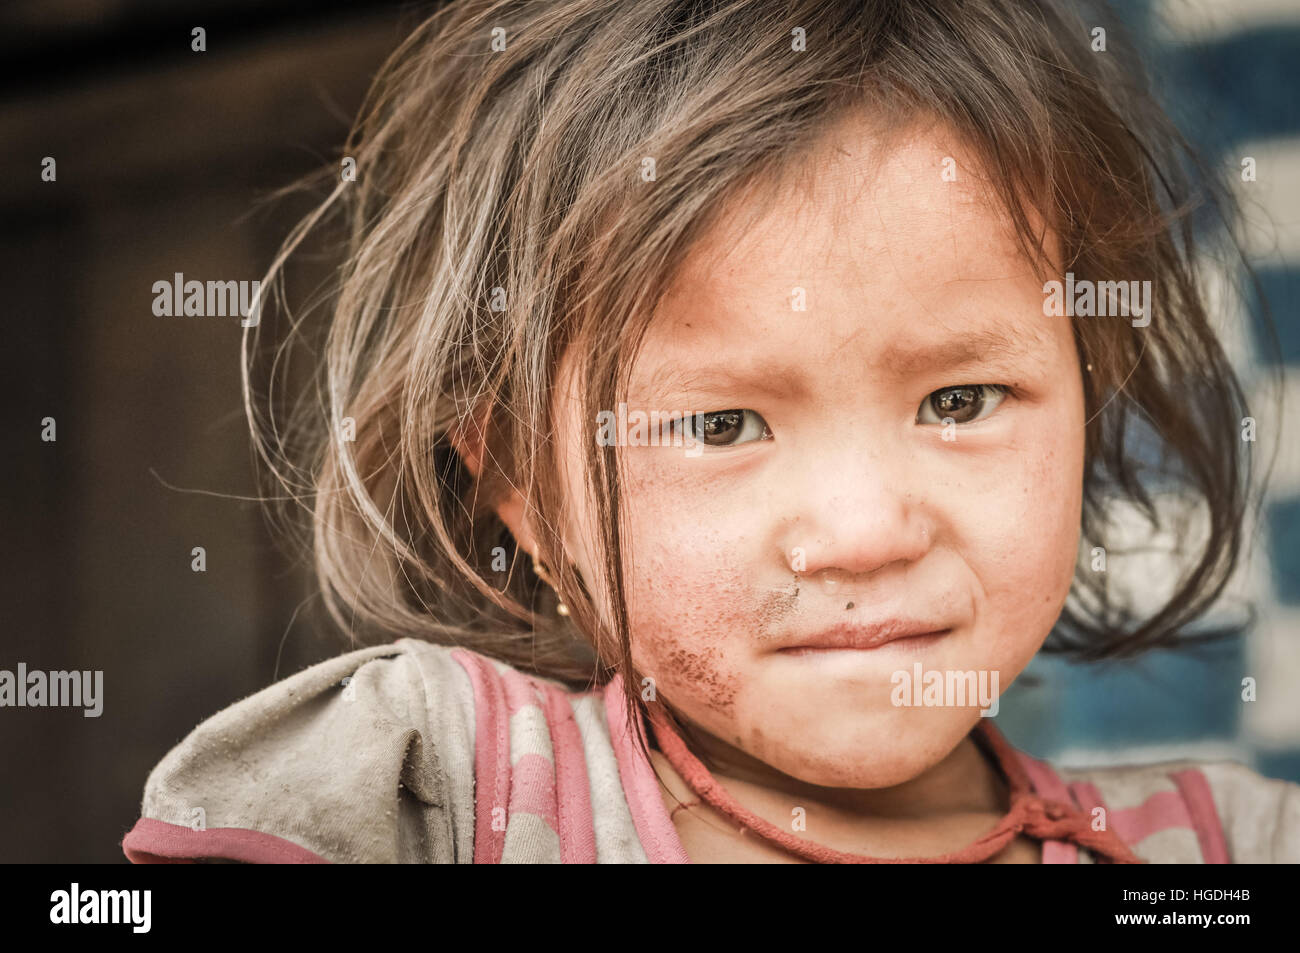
[929,386,985,423]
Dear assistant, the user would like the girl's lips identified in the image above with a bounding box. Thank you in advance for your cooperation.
[777,633,949,656]
[775,621,951,653]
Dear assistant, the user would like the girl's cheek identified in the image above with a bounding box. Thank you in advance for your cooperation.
[970,412,1085,643]
[624,550,750,722]
[619,461,757,722]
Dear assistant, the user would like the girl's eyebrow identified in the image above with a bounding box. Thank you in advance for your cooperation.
[637,324,1049,402]
[873,324,1052,377]
[638,361,809,403]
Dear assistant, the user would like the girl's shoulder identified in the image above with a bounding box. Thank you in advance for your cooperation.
[121,638,662,863]
[1021,748,1300,863]
[122,638,484,863]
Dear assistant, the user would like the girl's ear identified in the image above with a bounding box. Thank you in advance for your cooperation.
[448,410,540,558]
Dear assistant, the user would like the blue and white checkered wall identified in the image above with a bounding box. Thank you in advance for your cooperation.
[999,0,1300,783]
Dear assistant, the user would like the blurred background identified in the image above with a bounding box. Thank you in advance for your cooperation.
[1000,0,1300,791]
[0,0,1296,863]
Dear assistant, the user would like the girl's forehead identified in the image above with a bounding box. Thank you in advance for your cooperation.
[665,119,1042,309]
[631,130,1054,373]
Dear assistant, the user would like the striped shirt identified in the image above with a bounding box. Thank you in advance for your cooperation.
[121,638,1300,863]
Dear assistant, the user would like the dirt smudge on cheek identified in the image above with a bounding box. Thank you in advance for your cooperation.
[756,578,798,617]
[660,643,738,718]
[637,605,743,717]
[617,492,790,734]
[625,555,753,724]
[753,575,800,645]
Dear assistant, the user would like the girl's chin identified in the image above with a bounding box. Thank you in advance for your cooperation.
[738,713,981,789]
[763,752,953,791]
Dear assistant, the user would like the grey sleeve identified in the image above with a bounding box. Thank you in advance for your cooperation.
[133,641,464,863]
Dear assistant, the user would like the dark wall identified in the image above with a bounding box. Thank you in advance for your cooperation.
[0,0,420,863]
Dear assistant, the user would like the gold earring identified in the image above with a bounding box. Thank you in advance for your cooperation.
[531,547,570,617]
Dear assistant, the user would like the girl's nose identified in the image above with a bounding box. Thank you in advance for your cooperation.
[779,447,934,580]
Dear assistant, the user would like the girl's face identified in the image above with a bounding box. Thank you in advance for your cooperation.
[553,113,1085,788]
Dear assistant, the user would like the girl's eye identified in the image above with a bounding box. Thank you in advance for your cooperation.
[673,409,772,447]
[916,385,1008,425]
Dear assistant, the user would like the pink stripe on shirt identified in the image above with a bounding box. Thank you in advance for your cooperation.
[1109,789,1192,844]
[538,681,597,863]
[603,676,690,863]
[122,818,328,864]
[1170,769,1230,864]
[1015,752,1078,864]
[450,648,511,864]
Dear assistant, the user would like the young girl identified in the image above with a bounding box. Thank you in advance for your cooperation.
[123,0,1299,863]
